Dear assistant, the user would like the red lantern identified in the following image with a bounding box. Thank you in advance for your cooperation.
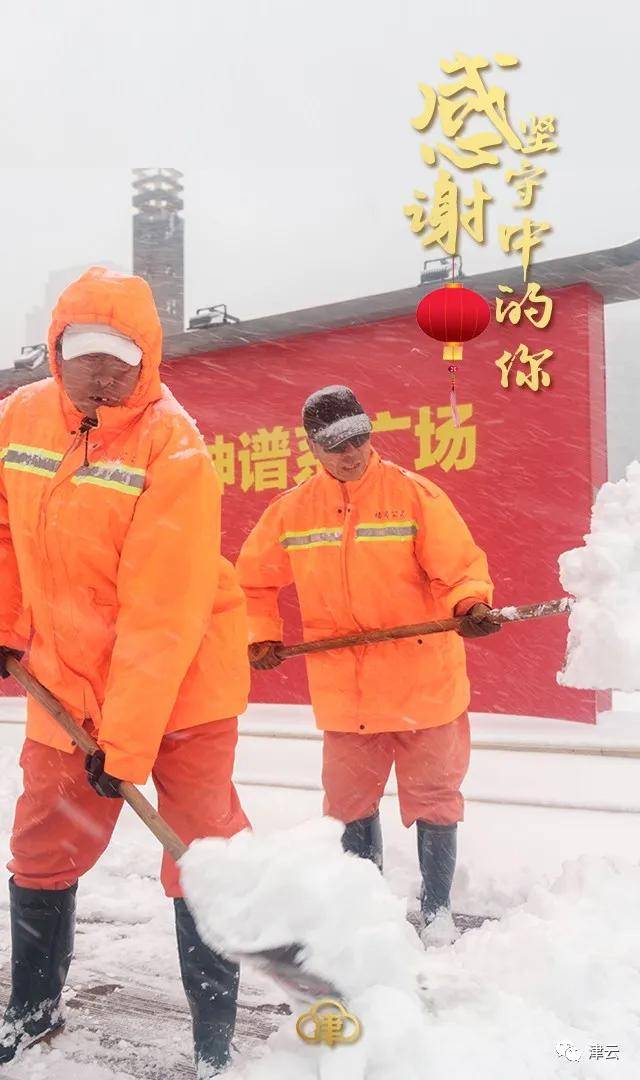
[415,282,491,425]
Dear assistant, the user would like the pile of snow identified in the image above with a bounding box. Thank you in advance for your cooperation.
[182,818,426,997]
[182,818,433,1078]
[558,460,640,691]
[181,819,640,1079]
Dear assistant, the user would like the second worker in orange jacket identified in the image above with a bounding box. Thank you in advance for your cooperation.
[236,385,500,945]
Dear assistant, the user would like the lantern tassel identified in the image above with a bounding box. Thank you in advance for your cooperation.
[448,364,460,428]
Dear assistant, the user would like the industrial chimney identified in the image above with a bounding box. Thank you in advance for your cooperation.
[132,168,184,337]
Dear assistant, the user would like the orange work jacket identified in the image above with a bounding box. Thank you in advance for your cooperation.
[236,451,493,733]
[0,267,249,783]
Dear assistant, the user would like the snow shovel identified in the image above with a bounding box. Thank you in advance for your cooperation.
[275,597,572,660]
[4,656,338,1000]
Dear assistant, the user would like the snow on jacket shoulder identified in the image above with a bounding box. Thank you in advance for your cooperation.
[236,451,493,733]
[0,267,249,782]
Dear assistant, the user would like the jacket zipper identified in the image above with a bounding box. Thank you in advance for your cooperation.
[340,483,366,631]
[38,418,99,664]
[340,483,367,728]
[39,417,97,543]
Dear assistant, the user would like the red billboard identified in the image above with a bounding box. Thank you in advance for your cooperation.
[162,282,608,723]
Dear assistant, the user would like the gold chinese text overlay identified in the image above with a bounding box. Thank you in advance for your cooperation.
[207,403,477,493]
[404,52,559,281]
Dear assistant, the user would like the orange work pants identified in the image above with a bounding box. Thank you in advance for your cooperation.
[8,717,249,897]
[322,712,470,827]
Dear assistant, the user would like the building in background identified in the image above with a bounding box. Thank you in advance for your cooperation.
[132,168,184,337]
[20,167,185,351]
[2,240,638,725]
[23,261,124,348]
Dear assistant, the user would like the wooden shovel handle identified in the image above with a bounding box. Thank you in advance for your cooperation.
[5,656,188,864]
[276,597,573,660]
[4,658,340,990]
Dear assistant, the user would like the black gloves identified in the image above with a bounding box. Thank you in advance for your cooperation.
[248,641,284,670]
[85,750,123,798]
[457,603,501,639]
[0,647,24,678]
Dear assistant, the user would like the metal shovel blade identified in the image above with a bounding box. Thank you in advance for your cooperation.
[237,943,340,1000]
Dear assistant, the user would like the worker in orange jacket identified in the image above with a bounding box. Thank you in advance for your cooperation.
[237,385,500,944]
[0,268,250,1073]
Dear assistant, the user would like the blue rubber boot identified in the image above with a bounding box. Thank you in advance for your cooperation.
[174,898,239,1076]
[341,811,383,871]
[0,877,76,1064]
[417,820,457,922]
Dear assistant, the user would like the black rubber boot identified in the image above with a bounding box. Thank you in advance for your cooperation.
[341,811,383,871]
[0,877,77,1064]
[174,899,239,1077]
[417,821,457,923]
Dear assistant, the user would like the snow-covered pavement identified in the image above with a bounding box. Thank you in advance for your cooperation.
[0,704,638,1078]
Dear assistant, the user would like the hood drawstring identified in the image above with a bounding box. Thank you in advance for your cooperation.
[78,417,98,468]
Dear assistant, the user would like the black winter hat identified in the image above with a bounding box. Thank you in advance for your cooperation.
[302,385,372,450]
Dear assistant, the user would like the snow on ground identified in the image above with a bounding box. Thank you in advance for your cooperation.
[0,710,638,1078]
[182,821,640,1080]
[559,461,640,691]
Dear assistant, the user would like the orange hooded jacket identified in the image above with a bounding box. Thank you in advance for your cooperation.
[0,268,249,783]
[236,451,493,733]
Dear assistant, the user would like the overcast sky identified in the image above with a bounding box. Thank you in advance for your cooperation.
[0,0,638,470]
